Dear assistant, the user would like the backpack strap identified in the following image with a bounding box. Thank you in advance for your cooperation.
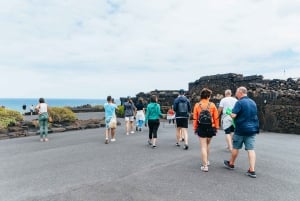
[199,102,211,110]
[206,102,211,110]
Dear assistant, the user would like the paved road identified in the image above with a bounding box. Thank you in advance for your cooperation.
[1,114,300,201]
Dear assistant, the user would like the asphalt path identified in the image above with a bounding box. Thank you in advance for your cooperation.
[1,113,299,201]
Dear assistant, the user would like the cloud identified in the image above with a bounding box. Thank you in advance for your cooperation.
[0,0,299,98]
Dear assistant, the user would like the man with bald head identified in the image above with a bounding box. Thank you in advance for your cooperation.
[218,89,237,151]
[224,87,259,178]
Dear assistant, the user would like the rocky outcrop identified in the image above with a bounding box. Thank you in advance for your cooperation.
[188,73,300,134]
[121,90,181,114]
[126,73,300,134]
[0,118,121,140]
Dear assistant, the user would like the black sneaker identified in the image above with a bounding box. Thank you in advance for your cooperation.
[183,144,189,150]
[136,126,138,131]
[224,160,235,169]
[139,128,142,131]
[105,139,109,144]
[246,169,256,178]
[152,145,157,149]
[175,142,180,147]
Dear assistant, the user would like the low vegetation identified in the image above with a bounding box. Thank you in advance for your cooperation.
[0,108,23,129]
[49,107,77,123]
[116,105,124,117]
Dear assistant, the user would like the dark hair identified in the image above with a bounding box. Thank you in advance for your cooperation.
[107,96,112,101]
[39,98,45,103]
[200,88,212,99]
[179,89,185,95]
[138,97,143,103]
[150,95,157,103]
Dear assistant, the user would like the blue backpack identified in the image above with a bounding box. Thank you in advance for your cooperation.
[177,101,188,117]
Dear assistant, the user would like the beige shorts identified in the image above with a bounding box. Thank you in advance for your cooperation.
[125,116,134,122]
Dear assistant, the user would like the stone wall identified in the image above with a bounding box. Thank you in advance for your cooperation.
[188,73,300,134]
[124,73,300,134]
[121,90,180,114]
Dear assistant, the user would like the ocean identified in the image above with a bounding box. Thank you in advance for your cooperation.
[0,98,120,113]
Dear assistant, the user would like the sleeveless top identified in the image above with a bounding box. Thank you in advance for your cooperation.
[39,103,48,113]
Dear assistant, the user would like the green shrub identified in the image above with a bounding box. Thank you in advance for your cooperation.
[49,107,77,123]
[116,105,124,117]
[0,108,23,129]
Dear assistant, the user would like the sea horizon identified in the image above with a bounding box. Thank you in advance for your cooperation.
[0,98,121,113]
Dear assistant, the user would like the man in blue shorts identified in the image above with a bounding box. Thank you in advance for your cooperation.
[224,87,259,178]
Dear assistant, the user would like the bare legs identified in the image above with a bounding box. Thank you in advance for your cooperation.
[176,127,181,144]
[229,149,256,171]
[126,120,134,134]
[226,133,233,151]
[105,128,116,143]
[199,137,212,166]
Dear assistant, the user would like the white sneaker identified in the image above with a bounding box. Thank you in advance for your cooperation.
[130,131,134,134]
[126,132,129,135]
[111,138,116,142]
[201,165,208,172]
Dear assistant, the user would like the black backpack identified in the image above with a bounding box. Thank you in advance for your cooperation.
[198,102,212,128]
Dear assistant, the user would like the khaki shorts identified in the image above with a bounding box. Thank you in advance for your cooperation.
[125,116,134,122]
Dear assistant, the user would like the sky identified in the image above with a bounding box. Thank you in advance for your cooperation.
[0,0,299,99]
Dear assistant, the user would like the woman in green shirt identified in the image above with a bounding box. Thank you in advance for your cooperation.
[145,95,162,148]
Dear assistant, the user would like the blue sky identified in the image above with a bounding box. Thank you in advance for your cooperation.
[0,0,299,99]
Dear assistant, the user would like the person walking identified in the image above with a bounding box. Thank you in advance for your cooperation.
[145,95,162,148]
[104,96,118,144]
[218,89,237,151]
[123,97,136,135]
[173,89,191,150]
[223,86,259,178]
[135,97,145,132]
[22,104,27,115]
[30,105,34,116]
[193,88,219,172]
[35,98,50,142]
[167,106,175,124]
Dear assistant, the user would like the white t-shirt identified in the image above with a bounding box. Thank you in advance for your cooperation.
[219,96,237,114]
[219,96,237,129]
[37,103,48,113]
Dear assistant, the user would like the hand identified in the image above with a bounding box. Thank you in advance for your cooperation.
[144,124,147,127]
[225,108,232,115]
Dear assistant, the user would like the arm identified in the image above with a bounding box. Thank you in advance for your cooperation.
[47,104,51,116]
[157,104,163,118]
[217,106,223,116]
[230,113,237,118]
[212,104,220,129]
[193,104,198,132]
[145,106,149,126]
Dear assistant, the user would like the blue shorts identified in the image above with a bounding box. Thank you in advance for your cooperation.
[105,117,112,129]
[232,134,256,150]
